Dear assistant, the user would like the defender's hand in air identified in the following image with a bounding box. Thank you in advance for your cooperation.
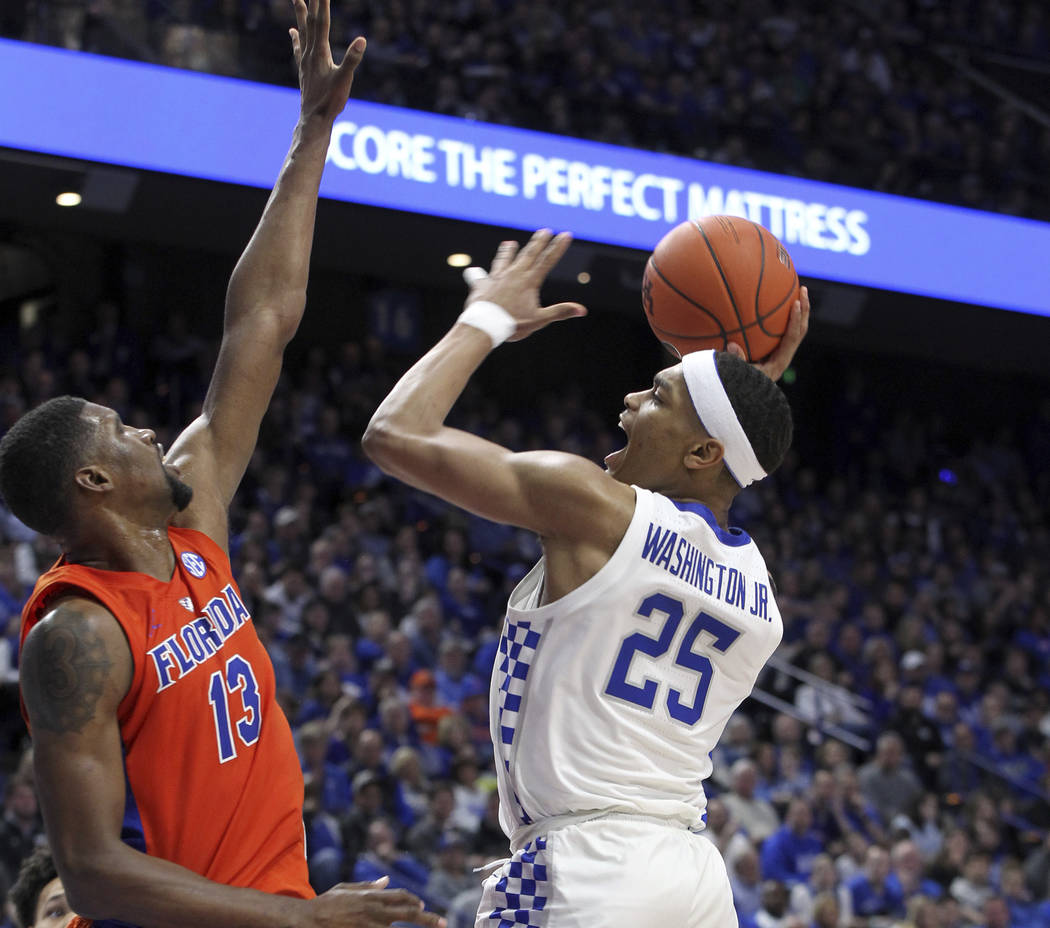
[290,0,366,124]
[464,229,587,342]
[310,877,446,928]
[727,285,810,381]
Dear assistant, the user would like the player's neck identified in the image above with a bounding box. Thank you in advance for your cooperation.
[62,513,177,581]
[671,486,733,529]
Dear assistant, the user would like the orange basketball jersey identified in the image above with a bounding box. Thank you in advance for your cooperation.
[20,526,312,917]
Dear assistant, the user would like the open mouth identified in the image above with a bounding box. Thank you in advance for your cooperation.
[604,415,629,470]
[603,446,627,470]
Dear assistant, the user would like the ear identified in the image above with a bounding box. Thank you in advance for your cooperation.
[74,465,114,494]
[684,436,724,472]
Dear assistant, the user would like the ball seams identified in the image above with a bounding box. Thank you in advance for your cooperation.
[646,257,728,342]
[693,220,752,358]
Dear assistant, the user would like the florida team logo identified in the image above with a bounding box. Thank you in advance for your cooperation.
[181,551,207,578]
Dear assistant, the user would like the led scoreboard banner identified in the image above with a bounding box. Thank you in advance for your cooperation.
[1,39,1048,317]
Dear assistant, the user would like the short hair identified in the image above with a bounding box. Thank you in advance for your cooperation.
[714,352,793,477]
[9,845,58,928]
[0,396,93,536]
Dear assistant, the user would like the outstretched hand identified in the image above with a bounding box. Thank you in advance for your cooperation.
[290,0,365,123]
[727,285,810,380]
[309,877,445,928]
[464,230,587,342]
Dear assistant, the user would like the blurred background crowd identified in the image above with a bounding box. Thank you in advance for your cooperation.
[1,2,1050,928]
[3,0,1050,220]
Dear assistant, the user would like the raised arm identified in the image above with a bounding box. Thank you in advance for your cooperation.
[363,231,634,552]
[167,0,362,551]
[20,597,441,928]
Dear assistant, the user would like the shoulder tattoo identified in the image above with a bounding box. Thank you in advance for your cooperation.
[21,604,114,734]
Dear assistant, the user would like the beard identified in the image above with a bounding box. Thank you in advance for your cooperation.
[164,467,194,512]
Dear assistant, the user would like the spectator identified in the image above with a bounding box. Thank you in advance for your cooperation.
[938,721,983,798]
[433,638,483,708]
[1022,832,1050,904]
[809,892,841,928]
[723,758,781,845]
[760,797,824,886]
[423,830,475,915]
[730,847,763,924]
[949,853,995,924]
[748,879,803,928]
[470,788,507,866]
[407,670,454,748]
[340,769,388,874]
[702,796,752,871]
[794,653,868,731]
[887,838,942,910]
[843,845,904,923]
[7,845,72,928]
[389,745,430,827]
[351,818,429,898]
[787,853,840,926]
[0,779,41,890]
[858,732,923,825]
[406,782,457,867]
[887,682,944,789]
[448,750,485,835]
[297,719,351,816]
[710,714,758,790]
[302,774,344,893]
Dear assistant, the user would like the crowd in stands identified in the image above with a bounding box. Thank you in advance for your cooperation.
[0,290,1045,928]
[4,0,1050,221]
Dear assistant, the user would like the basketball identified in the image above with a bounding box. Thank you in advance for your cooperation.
[641,216,800,360]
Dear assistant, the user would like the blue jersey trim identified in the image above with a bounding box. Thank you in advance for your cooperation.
[671,500,751,547]
[121,752,147,854]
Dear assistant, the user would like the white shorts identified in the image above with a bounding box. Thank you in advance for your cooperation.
[474,815,737,928]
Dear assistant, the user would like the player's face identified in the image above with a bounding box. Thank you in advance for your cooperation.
[33,876,74,928]
[79,402,193,513]
[604,364,701,487]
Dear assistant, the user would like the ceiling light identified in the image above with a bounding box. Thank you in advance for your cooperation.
[55,191,82,207]
[446,253,472,268]
[577,271,591,284]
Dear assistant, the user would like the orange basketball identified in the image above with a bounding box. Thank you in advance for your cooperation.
[641,216,800,360]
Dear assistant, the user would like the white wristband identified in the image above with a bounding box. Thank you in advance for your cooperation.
[457,301,516,348]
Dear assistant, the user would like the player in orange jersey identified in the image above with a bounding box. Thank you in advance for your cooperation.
[0,3,442,928]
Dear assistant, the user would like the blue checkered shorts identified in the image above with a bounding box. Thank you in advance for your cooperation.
[480,836,549,928]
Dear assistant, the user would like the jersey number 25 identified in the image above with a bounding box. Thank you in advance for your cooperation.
[605,592,741,726]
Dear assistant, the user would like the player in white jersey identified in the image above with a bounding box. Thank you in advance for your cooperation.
[363,230,809,928]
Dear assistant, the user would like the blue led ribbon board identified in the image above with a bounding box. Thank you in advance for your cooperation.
[1,39,1047,316]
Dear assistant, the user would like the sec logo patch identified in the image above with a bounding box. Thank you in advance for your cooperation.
[180,551,207,578]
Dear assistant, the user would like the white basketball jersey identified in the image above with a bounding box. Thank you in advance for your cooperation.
[489,486,783,836]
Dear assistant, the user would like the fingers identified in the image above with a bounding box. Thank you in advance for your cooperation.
[487,229,571,281]
[533,231,573,281]
[289,28,302,65]
[725,341,746,360]
[516,228,554,269]
[488,240,519,276]
[292,0,307,37]
[338,877,390,890]
[315,0,330,44]
[543,301,587,323]
[463,266,488,286]
[339,35,367,73]
[760,286,809,380]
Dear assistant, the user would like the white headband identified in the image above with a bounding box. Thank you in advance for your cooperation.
[680,350,767,488]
